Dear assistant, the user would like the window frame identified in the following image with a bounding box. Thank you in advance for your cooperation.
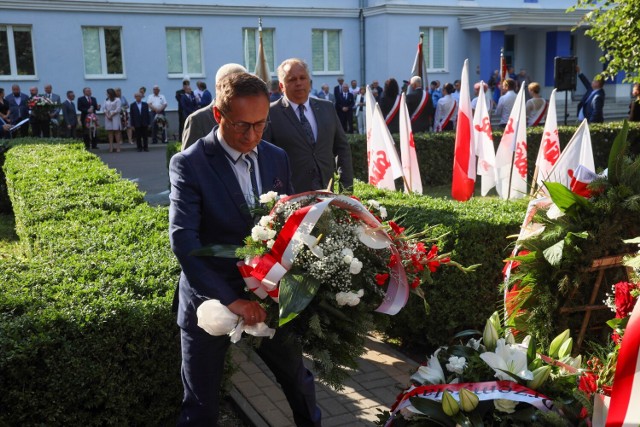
[311,29,343,75]
[419,26,448,73]
[81,26,126,79]
[242,27,276,77]
[0,24,37,81]
[165,27,205,79]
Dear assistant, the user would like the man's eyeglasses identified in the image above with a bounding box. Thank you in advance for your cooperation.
[219,111,269,134]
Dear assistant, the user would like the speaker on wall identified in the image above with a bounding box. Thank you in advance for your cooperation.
[554,57,577,91]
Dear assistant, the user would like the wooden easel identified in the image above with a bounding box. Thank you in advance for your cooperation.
[559,255,634,352]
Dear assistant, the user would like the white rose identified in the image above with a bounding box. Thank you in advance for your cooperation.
[259,191,279,204]
[258,215,272,227]
[446,356,467,374]
[349,258,363,274]
[251,225,266,241]
[335,290,362,307]
[266,239,275,249]
[266,228,277,240]
[494,399,517,414]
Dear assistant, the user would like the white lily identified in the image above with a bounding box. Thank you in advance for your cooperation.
[357,224,391,249]
[298,233,324,258]
[479,338,534,381]
[410,348,446,385]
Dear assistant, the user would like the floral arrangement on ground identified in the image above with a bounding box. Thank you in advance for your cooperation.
[195,190,475,389]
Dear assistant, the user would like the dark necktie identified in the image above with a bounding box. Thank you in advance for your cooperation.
[297,104,315,144]
[244,154,259,205]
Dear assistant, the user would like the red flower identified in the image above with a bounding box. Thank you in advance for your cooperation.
[611,332,622,345]
[614,281,638,319]
[410,276,421,289]
[375,273,389,286]
[388,221,405,236]
[578,372,598,396]
[415,242,427,253]
[387,254,399,267]
[426,245,439,260]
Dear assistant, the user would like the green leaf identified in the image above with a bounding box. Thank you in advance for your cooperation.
[542,240,565,266]
[452,329,482,341]
[526,335,538,366]
[408,397,457,426]
[623,237,640,244]
[278,273,321,327]
[608,120,629,186]
[544,182,590,215]
[189,244,241,258]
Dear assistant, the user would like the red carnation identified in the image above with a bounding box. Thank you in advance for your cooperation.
[375,273,389,286]
[614,281,638,319]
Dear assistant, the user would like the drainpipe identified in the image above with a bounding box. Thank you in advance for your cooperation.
[359,0,365,86]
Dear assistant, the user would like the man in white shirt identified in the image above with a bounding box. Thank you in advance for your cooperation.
[495,78,517,128]
[434,83,457,132]
[147,85,168,144]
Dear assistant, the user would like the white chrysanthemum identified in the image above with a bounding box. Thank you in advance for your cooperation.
[335,289,364,307]
[259,191,279,204]
[266,228,277,240]
[349,258,363,274]
[251,225,270,241]
[446,356,467,374]
[258,215,273,227]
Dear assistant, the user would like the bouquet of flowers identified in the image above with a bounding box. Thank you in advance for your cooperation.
[28,95,59,120]
[85,112,99,138]
[153,113,167,130]
[195,190,474,388]
[380,313,587,426]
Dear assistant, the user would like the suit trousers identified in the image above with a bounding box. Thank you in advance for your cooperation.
[178,321,321,427]
[134,126,148,151]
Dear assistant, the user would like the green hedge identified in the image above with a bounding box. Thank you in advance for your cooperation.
[348,121,640,188]
[1,140,183,425]
[353,184,527,351]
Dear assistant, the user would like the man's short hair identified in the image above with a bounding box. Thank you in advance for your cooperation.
[503,78,517,91]
[277,58,310,83]
[410,76,422,87]
[443,83,454,95]
[215,63,247,84]
[215,72,269,114]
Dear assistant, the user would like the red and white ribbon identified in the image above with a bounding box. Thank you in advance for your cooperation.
[237,191,410,315]
[605,298,640,426]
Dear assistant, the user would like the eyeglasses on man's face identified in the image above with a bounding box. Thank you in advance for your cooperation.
[219,110,270,134]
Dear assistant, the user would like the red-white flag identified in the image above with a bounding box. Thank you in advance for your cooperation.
[452,59,475,201]
[500,48,508,82]
[411,32,428,84]
[473,80,496,196]
[495,84,527,200]
[399,92,422,194]
[544,119,595,189]
[254,21,271,84]
[534,89,561,190]
[368,103,403,190]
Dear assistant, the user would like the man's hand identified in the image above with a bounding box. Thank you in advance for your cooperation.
[227,299,266,326]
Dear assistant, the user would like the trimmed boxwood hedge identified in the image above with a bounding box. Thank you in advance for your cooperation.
[348,121,640,188]
[1,140,182,425]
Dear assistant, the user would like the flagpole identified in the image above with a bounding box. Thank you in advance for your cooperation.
[529,165,540,197]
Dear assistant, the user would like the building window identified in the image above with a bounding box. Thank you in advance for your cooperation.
[166,28,203,78]
[0,25,35,78]
[311,29,342,74]
[243,28,275,75]
[82,27,124,78]
[419,27,447,72]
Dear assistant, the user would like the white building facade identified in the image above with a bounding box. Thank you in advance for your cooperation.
[1,0,627,124]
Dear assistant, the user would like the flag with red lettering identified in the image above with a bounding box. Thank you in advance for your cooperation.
[452,59,476,201]
[254,22,271,84]
[534,89,561,190]
[543,119,594,190]
[399,92,422,194]
[411,32,428,84]
[473,80,496,196]
[495,84,527,200]
[368,103,403,190]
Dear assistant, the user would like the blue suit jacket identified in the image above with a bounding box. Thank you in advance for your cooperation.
[5,92,30,123]
[169,128,293,330]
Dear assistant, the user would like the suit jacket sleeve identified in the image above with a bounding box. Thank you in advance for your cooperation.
[330,107,354,190]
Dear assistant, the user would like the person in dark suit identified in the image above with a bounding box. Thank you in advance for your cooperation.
[169,72,321,427]
[263,58,354,193]
[181,63,247,150]
[379,78,401,134]
[576,65,605,123]
[175,79,190,141]
[5,84,30,137]
[129,92,150,152]
[335,83,355,133]
[77,87,101,149]
[405,76,434,133]
[333,77,344,101]
[61,90,78,138]
[43,84,61,137]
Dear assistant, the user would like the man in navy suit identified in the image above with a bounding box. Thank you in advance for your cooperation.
[169,72,321,426]
[576,65,605,123]
[129,92,150,152]
[5,84,30,137]
[335,83,355,133]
